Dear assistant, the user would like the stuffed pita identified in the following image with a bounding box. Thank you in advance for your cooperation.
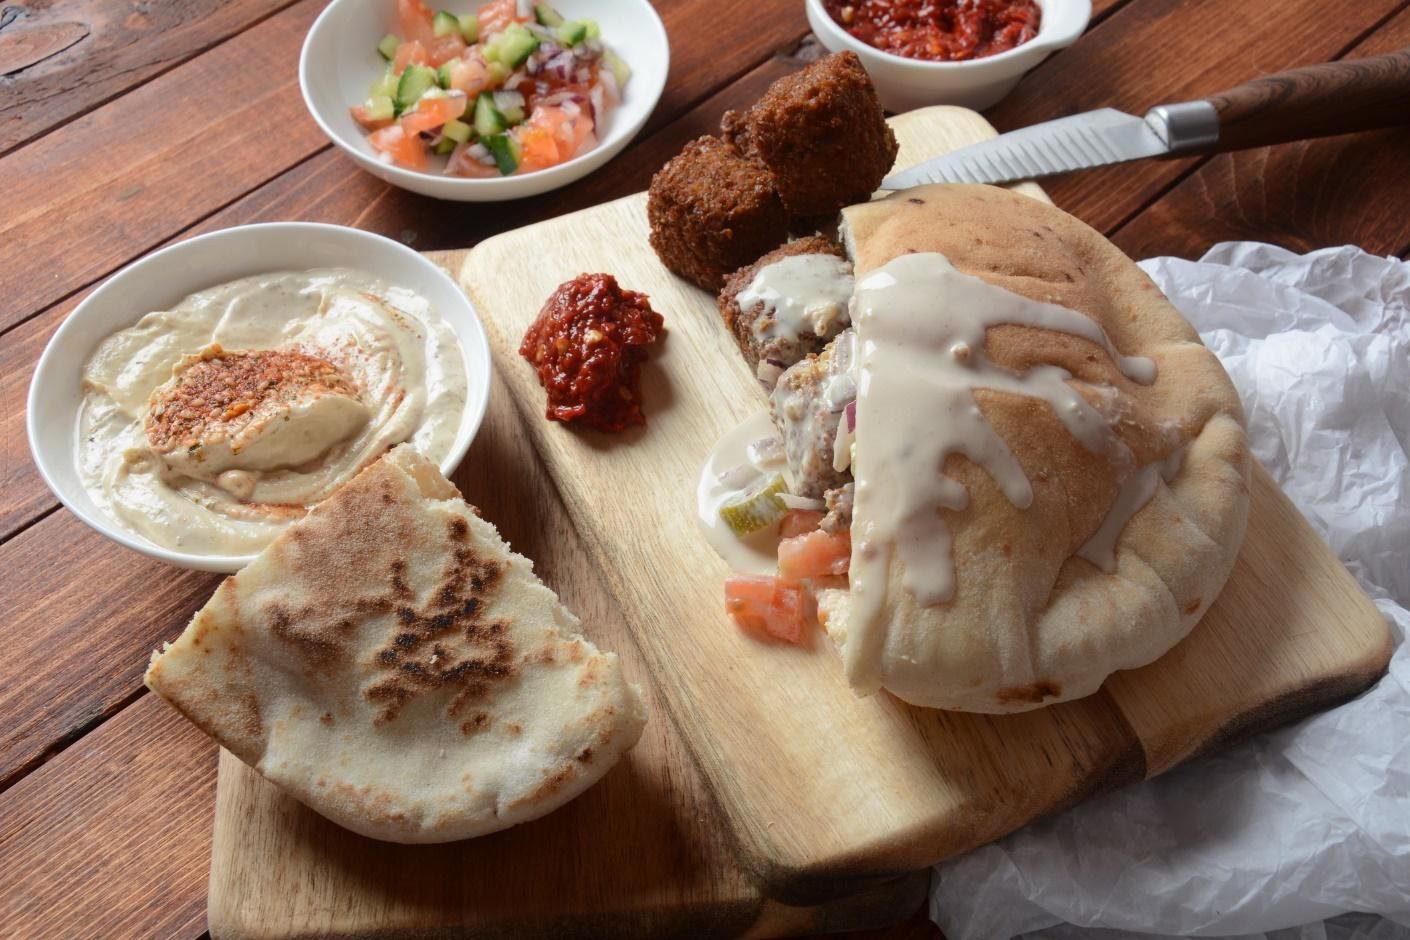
[146,444,646,842]
[807,183,1251,712]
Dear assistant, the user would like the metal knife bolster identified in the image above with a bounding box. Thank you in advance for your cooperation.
[1144,100,1220,153]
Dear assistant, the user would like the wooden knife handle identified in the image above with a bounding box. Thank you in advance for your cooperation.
[1206,46,1410,151]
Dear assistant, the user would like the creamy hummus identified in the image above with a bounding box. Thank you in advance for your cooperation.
[78,269,468,556]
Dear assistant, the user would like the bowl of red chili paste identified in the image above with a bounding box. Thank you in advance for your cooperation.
[806,0,1090,111]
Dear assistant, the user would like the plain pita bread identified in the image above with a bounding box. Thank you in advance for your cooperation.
[820,183,1250,713]
[145,444,646,842]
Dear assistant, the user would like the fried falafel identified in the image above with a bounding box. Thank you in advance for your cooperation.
[717,235,853,385]
[721,52,897,220]
[646,135,790,292]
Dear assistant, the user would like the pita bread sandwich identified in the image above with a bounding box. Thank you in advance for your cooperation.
[146,444,646,842]
[711,183,1250,713]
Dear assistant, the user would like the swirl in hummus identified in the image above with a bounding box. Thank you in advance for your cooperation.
[77,268,468,556]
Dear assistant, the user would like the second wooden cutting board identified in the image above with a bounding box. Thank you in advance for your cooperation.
[459,106,1392,901]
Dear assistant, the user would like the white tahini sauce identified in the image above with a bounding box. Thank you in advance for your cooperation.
[738,254,854,381]
[1077,446,1185,572]
[77,269,468,556]
[845,252,1157,688]
[696,412,790,573]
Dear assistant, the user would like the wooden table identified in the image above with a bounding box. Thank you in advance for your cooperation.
[2,2,1407,937]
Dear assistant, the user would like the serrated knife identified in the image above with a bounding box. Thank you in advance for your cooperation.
[882,47,1410,190]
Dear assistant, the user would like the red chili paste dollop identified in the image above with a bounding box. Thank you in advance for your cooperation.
[519,273,665,432]
[824,0,1041,61]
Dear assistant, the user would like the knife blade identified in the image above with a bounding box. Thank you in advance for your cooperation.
[881,47,1410,190]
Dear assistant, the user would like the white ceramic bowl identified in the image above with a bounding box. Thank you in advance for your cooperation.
[300,0,669,201]
[27,222,493,573]
[805,0,1090,112]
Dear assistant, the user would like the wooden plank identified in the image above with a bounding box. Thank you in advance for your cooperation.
[0,693,216,940]
[0,0,329,335]
[984,0,1408,237]
[0,0,296,155]
[650,0,807,136]
[0,304,70,540]
[457,105,1389,899]
[1111,7,1410,260]
[0,512,218,786]
[207,363,928,937]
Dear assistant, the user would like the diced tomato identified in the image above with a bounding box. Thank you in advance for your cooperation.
[516,126,561,172]
[779,509,825,539]
[778,529,851,580]
[393,38,429,71]
[350,104,394,130]
[724,575,809,645]
[426,31,467,66]
[522,105,595,163]
[399,93,465,134]
[478,0,527,36]
[368,124,427,170]
[397,0,436,45]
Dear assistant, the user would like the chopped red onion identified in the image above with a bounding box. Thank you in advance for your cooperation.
[845,400,857,432]
[716,463,758,489]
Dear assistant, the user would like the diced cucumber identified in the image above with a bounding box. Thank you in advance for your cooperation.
[360,95,396,123]
[457,12,479,42]
[473,92,508,137]
[370,68,399,100]
[437,62,455,89]
[485,23,539,67]
[486,61,511,84]
[534,3,564,27]
[484,133,521,174]
[556,19,588,46]
[719,475,788,536]
[377,33,401,61]
[492,89,526,125]
[434,136,459,155]
[432,10,460,38]
[603,48,631,86]
[394,64,438,114]
[585,19,600,40]
[442,118,473,143]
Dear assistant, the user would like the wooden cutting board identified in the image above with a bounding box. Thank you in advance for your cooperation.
[207,107,1392,936]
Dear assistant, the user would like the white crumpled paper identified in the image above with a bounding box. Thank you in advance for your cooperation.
[929,243,1410,940]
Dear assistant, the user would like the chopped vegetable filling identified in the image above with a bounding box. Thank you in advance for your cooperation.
[350,0,629,177]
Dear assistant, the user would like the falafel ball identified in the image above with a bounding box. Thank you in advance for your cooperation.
[721,51,898,220]
[717,235,853,385]
[646,135,790,292]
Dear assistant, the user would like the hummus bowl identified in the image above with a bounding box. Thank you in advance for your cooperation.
[28,222,492,573]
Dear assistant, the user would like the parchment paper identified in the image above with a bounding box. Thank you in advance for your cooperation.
[929,243,1410,940]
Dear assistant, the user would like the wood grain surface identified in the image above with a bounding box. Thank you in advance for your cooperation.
[1112,6,1410,260]
[988,0,1409,237]
[3,0,1409,936]
[458,107,1392,900]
